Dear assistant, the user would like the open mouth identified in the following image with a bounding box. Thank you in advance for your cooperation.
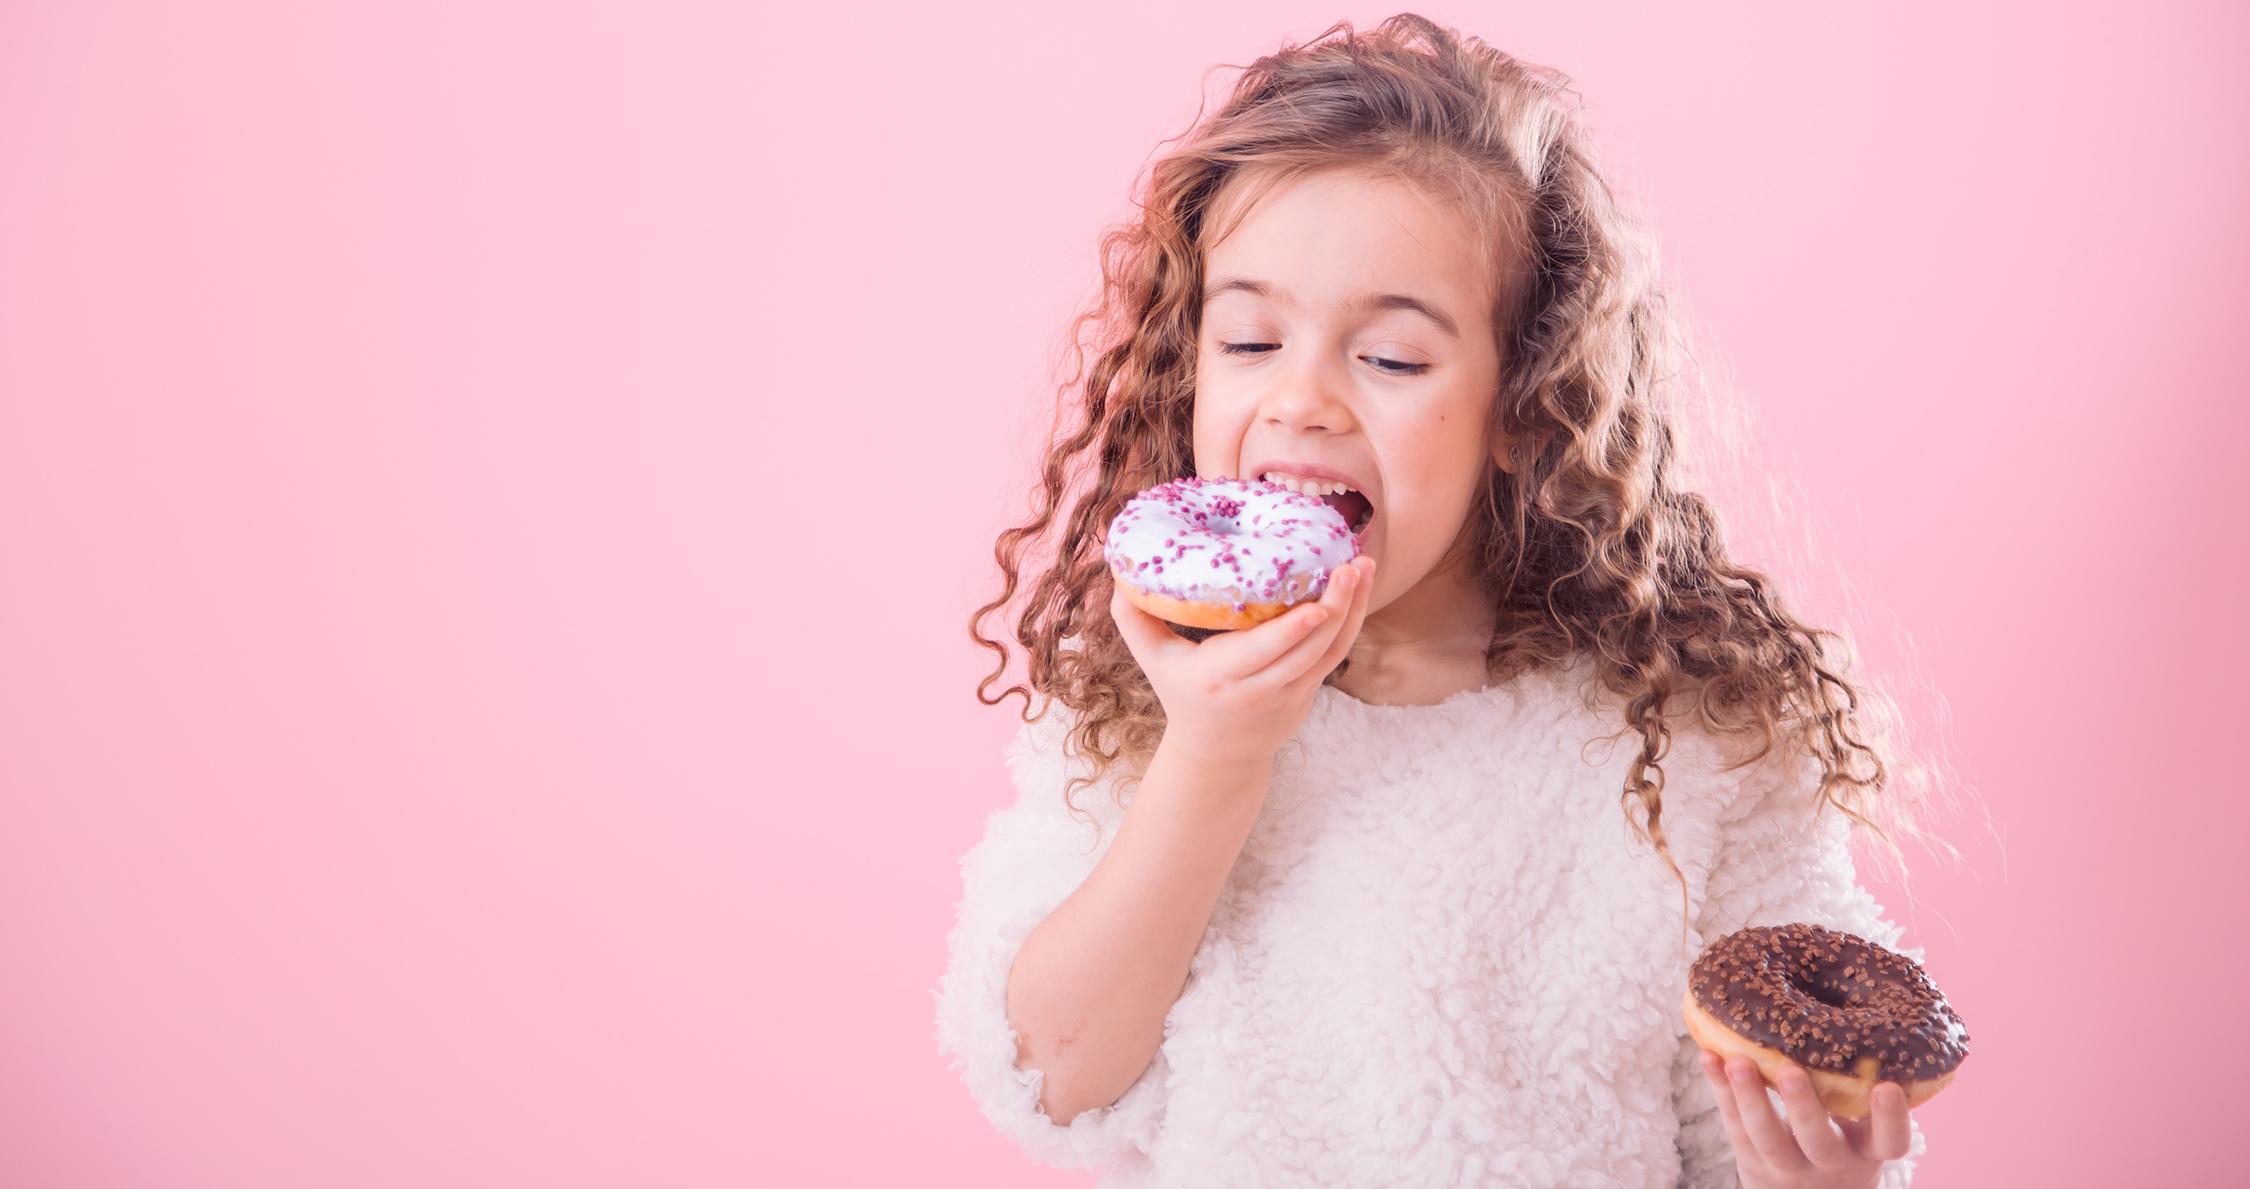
[1321,490,1376,534]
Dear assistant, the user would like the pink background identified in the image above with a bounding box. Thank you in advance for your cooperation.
[2,2,2243,1185]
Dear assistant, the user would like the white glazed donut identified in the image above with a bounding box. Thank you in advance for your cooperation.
[1103,476,1361,630]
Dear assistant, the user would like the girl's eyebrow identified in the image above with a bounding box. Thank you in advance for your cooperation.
[1202,276,1461,340]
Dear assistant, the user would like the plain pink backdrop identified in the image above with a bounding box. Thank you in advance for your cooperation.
[1,2,2243,1185]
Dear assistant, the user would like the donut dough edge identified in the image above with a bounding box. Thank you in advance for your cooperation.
[1681,988,1960,1121]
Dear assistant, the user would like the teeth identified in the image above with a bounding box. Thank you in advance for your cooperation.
[1260,470,1358,497]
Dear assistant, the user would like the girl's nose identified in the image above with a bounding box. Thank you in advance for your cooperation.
[1261,360,1354,433]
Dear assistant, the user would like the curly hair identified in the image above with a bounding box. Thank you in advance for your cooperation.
[967,12,1958,952]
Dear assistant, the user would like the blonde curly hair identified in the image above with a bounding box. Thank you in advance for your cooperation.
[967,13,1958,949]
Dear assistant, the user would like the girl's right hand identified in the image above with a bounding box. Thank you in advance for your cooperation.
[1109,555,1376,769]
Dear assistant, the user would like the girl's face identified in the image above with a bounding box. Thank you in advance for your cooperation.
[1192,168,1508,614]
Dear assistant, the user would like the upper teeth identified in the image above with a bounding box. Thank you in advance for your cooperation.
[1262,470,1358,497]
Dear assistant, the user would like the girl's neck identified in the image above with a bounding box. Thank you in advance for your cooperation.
[1332,567,1497,707]
[1329,651,1492,706]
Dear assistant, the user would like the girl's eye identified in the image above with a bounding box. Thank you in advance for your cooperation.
[1215,342,1431,376]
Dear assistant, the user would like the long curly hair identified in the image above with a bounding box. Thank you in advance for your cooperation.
[967,13,1959,951]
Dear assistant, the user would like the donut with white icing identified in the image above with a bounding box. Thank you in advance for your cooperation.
[1103,476,1362,630]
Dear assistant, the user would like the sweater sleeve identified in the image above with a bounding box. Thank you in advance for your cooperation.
[931,703,1171,1170]
[1670,737,1929,1189]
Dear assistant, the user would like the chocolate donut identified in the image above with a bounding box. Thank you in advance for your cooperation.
[1682,922,1969,1120]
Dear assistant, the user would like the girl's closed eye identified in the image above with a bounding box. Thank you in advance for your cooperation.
[1215,341,1432,376]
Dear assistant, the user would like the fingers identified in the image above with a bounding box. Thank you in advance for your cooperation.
[1242,558,1365,686]
[1865,1082,1912,1161]
[1720,1054,1809,1175]
[1771,1063,1850,1167]
[1304,556,1375,681]
[1196,590,1332,681]
[1698,1052,1759,1166]
[1706,1051,1911,1179]
[1115,556,1373,687]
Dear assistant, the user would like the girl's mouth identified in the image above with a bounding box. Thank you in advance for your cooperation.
[1320,490,1375,534]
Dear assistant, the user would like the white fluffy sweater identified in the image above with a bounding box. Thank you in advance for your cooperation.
[934,653,1927,1186]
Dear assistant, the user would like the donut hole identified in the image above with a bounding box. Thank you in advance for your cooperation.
[1798,976,1854,1009]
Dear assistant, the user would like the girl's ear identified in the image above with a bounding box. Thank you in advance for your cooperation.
[1491,426,1549,476]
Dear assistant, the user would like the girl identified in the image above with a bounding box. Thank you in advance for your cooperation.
[937,14,1949,1188]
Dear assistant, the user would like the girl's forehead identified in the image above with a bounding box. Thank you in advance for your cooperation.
[1202,172,1496,318]
[1204,167,1520,322]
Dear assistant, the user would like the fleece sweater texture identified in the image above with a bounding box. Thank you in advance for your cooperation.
[933,653,1927,1186]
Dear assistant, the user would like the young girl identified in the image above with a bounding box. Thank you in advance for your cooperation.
[936,15,1946,1187]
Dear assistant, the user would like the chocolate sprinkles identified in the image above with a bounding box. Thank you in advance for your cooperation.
[1688,922,1970,1083]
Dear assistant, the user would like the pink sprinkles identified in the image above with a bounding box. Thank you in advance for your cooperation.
[1101,474,1361,609]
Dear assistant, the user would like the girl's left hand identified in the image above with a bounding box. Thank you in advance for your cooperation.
[1700,1050,1911,1188]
